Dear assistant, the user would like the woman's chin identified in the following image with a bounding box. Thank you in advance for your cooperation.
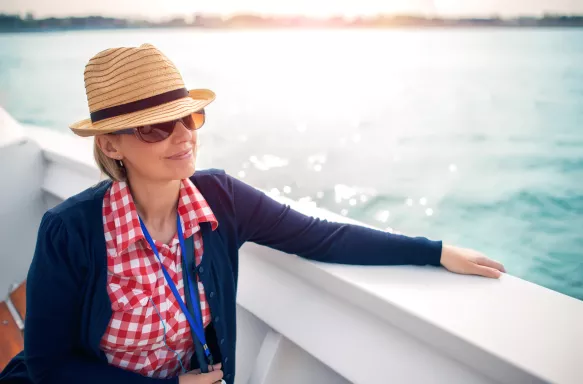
[166,159,196,179]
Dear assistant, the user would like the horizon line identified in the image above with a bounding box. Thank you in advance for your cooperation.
[5,11,583,21]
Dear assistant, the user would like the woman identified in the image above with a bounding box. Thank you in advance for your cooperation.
[0,44,505,384]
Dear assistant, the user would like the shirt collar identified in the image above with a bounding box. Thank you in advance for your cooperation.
[110,178,218,257]
[178,178,219,239]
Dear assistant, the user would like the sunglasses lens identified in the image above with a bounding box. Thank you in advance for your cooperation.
[191,109,205,130]
[135,121,175,143]
[133,110,206,143]
[181,114,195,130]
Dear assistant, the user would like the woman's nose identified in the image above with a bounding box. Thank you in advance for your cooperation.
[172,119,194,142]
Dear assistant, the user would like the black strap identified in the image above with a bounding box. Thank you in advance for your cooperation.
[90,88,189,123]
[183,235,212,373]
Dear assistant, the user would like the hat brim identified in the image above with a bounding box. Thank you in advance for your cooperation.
[69,89,215,137]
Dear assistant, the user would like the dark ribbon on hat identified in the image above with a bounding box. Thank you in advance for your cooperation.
[90,88,189,123]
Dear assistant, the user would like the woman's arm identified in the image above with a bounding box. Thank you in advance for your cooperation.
[231,175,505,278]
[24,212,175,384]
[231,175,441,266]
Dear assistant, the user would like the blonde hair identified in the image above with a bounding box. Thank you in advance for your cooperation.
[93,139,126,182]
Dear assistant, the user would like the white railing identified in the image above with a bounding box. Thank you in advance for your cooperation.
[10,119,583,384]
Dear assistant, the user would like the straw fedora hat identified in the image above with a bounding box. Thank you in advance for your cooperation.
[70,43,215,137]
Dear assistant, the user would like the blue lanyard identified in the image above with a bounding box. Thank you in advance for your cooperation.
[139,214,212,363]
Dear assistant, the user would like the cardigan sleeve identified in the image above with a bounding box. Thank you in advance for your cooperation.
[230,174,442,266]
[24,211,176,384]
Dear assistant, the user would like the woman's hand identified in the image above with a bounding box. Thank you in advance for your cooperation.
[440,245,506,278]
[179,363,223,384]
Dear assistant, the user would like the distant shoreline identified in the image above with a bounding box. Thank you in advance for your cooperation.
[1,13,582,33]
[3,25,583,35]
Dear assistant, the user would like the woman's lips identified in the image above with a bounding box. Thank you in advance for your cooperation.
[167,148,193,160]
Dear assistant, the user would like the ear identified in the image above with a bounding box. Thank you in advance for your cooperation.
[95,134,124,161]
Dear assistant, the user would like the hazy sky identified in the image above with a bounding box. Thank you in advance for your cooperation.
[2,0,583,19]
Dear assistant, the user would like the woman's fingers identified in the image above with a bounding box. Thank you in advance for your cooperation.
[183,363,223,383]
[188,369,201,375]
[476,256,506,273]
[441,244,506,279]
[472,264,502,279]
[187,363,222,375]
[201,369,223,383]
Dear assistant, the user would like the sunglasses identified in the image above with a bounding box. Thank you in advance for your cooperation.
[110,110,205,143]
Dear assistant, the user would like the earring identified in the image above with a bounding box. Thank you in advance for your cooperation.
[118,160,124,168]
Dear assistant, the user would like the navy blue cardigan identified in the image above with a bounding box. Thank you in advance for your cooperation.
[0,169,442,384]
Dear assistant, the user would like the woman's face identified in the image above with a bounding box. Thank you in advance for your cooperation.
[97,119,198,182]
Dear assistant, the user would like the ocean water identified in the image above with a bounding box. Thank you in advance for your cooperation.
[0,28,582,300]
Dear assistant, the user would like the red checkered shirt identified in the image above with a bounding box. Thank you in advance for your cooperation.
[100,178,218,378]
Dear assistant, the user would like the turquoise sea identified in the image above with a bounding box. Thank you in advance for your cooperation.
[0,28,582,300]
